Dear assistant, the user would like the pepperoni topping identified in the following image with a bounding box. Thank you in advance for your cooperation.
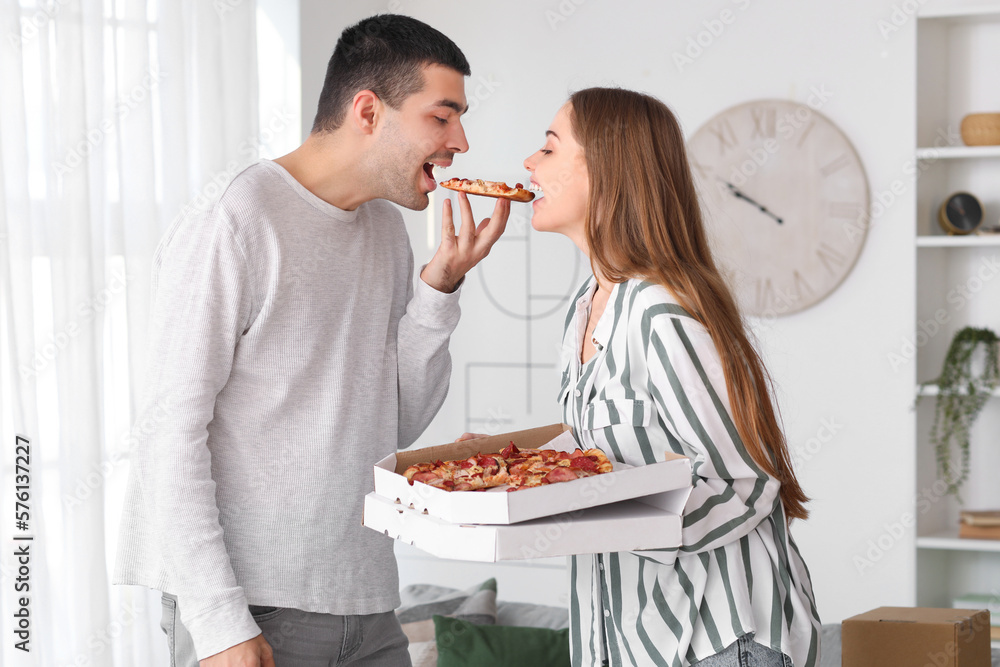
[411,471,441,484]
[404,442,611,492]
[545,467,580,483]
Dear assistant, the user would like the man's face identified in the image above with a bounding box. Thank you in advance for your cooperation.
[371,64,469,211]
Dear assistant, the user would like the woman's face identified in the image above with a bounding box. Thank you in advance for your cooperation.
[523,103,590,251]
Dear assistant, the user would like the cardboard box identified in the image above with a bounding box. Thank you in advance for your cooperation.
[363,491,685,562]
[952,595,1000,628]
[373,423,692,525]
[841,607,992,667]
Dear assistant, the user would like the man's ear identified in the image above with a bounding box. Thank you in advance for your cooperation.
[350,90,381,135]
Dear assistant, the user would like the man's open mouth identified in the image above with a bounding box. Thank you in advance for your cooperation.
[422,160,451,191]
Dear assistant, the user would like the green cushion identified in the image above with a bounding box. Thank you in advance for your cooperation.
[433,614,571,667]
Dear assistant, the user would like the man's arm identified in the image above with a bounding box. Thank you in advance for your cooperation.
[396,193,509,446]
[134,212,262,658]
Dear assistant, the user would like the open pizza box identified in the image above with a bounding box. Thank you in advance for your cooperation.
[372,423,692,525]
[363,492,685,562]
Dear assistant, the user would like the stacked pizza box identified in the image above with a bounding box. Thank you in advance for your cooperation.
[362,423,693,562]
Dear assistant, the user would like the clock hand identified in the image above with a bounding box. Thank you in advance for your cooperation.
[719,179,784,225]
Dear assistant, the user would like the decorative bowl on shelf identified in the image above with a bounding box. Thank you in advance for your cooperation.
[960,113,1000,146]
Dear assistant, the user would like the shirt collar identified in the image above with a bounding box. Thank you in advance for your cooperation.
[574,277,618,352]
[590,281,619,351]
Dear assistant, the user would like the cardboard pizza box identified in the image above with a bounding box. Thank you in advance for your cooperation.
[373,423,692,525]
[363,492,684,562]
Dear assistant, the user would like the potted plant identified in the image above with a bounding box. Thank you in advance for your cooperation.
[918,326,999,501]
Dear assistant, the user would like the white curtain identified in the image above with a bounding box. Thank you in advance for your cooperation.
[0,0,259,664]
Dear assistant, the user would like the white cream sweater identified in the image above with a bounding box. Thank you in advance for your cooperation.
[114,160,461,658]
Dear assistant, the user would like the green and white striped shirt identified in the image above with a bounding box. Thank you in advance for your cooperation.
[561,277,821,667]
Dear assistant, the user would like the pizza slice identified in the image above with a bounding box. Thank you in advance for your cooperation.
[450,453,508,491]
[502,443,613,491]
[439,177,534,202]
[403,453,508,491]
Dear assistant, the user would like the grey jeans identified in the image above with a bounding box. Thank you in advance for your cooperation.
[160,594,411,667]
[692,634,793,667]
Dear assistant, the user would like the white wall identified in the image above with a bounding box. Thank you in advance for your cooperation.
[299,0,920,623]
[257,0,302,157]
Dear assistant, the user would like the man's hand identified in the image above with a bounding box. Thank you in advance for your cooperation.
[200,635,274,667]
[420,192,510,293]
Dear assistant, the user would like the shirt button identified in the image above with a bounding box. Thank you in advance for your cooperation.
[604,608,611,617]
[575,390,582,397]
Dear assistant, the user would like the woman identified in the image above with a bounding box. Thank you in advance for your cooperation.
[523,88,821,667]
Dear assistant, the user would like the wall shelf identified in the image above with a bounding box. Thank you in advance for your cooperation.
[917,5,1000,20]
[917,531,1000,553]
[916,235,1000,247]
[916,384,1000,397]
[916,146,1000,160]
[914,5,1000,611]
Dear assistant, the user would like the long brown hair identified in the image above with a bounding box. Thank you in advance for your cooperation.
[568,87,809,521]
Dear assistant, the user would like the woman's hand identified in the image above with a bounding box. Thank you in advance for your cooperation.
[454,432,489,442]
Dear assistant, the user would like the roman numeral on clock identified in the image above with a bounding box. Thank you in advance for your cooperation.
[795,120,816,149]
[792,270,813,299]
[755,277,776,312]
[816,241,847,276]
[820,154,852,178]
[750,107,776,140]
[691,161,711,182]
[828,201,862,219]
[709,119,737,155]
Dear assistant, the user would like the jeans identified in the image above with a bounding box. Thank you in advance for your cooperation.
[160,593,411,667]
[692,634,793,667]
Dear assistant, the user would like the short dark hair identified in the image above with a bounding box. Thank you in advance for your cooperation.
[311,14,471,134]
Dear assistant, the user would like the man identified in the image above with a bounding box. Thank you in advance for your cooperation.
[114,14,508,667]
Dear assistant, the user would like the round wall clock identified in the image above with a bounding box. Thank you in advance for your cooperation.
[686,99,870,317]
